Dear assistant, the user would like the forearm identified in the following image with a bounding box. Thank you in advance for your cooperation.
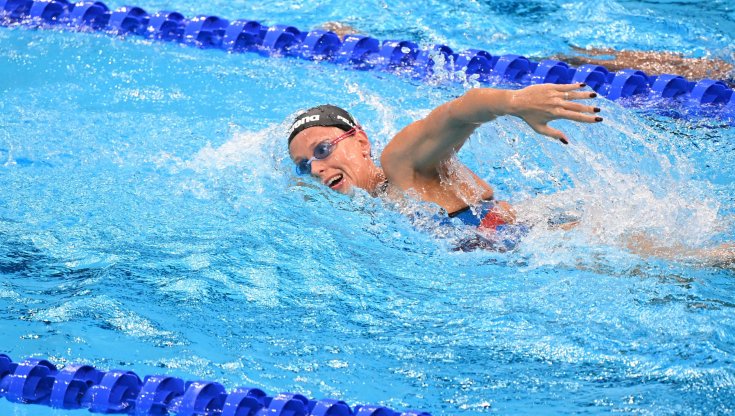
[443,88,514,126]
[385,88,517,172]
[413,88,513,155]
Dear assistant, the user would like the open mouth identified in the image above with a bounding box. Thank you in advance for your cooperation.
[326,174,344,189]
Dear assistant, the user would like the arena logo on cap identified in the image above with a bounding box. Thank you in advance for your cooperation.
[289,114,320,136]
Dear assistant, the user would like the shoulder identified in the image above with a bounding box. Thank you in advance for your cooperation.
[380,121,426,179]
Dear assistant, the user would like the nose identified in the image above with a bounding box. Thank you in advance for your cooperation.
[310,158,326,176]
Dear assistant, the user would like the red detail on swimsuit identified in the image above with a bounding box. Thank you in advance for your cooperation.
[479,210,506,230]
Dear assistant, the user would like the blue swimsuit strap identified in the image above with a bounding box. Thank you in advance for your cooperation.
[445,199,496,227]
[437,199,529,251]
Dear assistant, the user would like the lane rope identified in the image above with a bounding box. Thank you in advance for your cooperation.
[1,0,733,121]
[0,354,429,415]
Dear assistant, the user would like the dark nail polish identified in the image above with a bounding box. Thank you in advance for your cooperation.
[595,117,603,122]
[593,107,601,113]
[590,93,598,98]
[560,137,569,144]
[580,83,587,87]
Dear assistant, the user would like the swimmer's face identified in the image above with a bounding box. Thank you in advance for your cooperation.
[289,126,374,194]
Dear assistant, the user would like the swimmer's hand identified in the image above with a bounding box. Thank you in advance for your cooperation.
[507,83,601,144]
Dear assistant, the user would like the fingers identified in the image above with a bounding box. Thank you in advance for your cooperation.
[532,124,568,144]
[561,100,600,114]
[565,90,598,101]
[523,83,604,145]
[558,88,602,123]
[555,83,598,105]
[556,82,588,92]
[557,109,604,124]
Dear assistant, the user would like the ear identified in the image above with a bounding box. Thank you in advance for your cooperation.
[355,131,371,158]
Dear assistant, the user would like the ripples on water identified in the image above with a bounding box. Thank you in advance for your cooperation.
[1,1,735,414]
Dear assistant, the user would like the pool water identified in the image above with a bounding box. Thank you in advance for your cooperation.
[1,0,734,415]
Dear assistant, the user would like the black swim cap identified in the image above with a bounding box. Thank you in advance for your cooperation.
[287,104,357,146]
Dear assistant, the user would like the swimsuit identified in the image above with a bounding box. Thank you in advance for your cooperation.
[447,199,508,230]
[439,199,529,251]
[379,180,527,251]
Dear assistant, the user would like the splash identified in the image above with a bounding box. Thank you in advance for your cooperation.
[507,102,727,267]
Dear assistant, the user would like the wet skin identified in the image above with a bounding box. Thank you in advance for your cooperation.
[289,84,600,221]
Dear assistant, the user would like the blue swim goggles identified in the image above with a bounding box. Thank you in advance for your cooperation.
[295,126,360,175]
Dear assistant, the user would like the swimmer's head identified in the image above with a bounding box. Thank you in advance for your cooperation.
[287,104,357,146]
[288,105,382,195]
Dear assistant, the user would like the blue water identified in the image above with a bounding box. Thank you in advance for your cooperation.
[1,1,735,415]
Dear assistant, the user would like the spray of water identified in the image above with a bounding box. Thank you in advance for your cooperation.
[179,73,732,269]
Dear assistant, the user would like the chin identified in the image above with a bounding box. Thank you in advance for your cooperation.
[334,185,353,195]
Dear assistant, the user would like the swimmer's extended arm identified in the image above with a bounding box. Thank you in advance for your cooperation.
[382,83,599,175]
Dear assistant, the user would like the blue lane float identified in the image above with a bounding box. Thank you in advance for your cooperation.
[0,355,430,416]
[1,0,734,121]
